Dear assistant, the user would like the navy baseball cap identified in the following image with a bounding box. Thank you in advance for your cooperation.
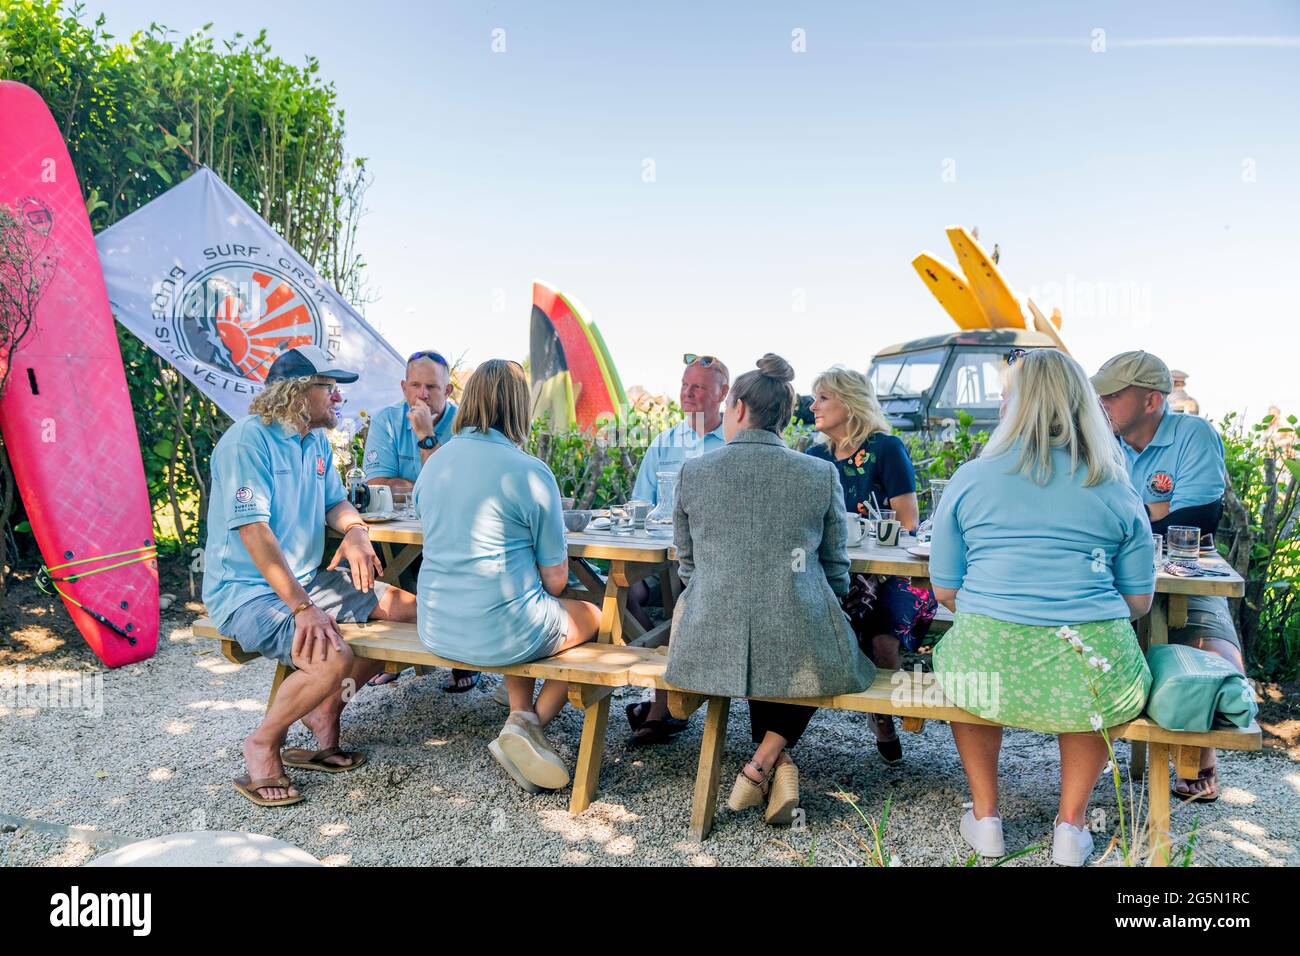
[265,345,359,384]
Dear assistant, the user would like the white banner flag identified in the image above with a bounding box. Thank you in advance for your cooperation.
[95,167,404,428]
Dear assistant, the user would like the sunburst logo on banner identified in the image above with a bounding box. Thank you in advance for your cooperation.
[175,261,323,381]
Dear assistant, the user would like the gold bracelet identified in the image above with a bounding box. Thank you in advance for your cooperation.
[343,522,370,535]
[291,599,314,617]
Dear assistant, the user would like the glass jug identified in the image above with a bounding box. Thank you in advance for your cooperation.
[345,464,370,512]
[644,469,680,537]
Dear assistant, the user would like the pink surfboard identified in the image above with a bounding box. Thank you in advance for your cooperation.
[0,80,158,667]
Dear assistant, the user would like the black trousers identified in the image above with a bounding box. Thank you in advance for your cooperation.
[749,700,817,748]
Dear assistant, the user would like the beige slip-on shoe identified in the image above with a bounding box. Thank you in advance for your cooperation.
[497,714,570,790]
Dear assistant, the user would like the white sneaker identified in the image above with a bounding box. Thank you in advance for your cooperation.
[497,714,570,790]
[959,810,1006,858]
[488,738,540,794]
[1052,818,1095,866]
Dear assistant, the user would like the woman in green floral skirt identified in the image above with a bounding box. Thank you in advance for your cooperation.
[927,348,1155,866]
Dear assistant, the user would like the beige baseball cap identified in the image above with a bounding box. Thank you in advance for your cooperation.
[1090,351,1172,396]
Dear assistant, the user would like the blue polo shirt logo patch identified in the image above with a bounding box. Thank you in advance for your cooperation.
[316,456,326,477]
[1149,471,1174,497]
[234,486,253,503]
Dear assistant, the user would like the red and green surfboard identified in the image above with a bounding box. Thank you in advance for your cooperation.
[529,281,625,431]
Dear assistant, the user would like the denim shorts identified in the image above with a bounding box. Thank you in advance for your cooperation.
[1169,595,1241,651]
[225,565,389,666]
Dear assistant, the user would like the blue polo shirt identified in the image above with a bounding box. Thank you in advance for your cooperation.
[362,400,459,482]
[929,445,1155,626]
[632,419,726,503]
[414,427,569,666]
[1120,404,1226,511]
[202,416,348,630]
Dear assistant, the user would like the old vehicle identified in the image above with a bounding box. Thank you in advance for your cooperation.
[868,328,1058,433]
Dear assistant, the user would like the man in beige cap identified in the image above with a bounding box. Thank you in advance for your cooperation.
[1092,350,1241,801]
[1168,369,1199,415]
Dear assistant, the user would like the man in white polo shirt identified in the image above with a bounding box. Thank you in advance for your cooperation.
[1092,350,1240,802]
[361,348,476,692]
[624,354,729,745]
[362,349,458,491]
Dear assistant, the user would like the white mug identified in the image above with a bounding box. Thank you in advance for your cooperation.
[876,518,901,547]
[366,484,393,515]
[843,512,868,547]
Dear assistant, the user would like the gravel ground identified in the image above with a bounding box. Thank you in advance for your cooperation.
[2,603,1297,867]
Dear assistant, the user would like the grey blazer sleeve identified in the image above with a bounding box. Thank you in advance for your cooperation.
[818,461,850,596]
[673,462,694,584]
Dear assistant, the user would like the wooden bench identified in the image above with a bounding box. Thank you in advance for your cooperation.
[193,618,650,815]
[621,655,1262,866]
[194,619,1260,866]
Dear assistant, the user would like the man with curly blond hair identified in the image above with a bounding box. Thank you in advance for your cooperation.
[203,346,417,807]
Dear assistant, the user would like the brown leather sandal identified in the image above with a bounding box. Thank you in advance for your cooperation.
[232,774,304,807]
[281,746,367,774]
[1172,767,1220,803]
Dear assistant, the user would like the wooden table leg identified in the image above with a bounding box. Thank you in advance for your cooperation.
[569,558,606,602]
[569,688,612,815]
[596,572,628,645]
[1169,594,1188,630]
[377,542,421,586]
[689,696,731,842]
[1147,741,1171,867]
[1132,595,1172,780]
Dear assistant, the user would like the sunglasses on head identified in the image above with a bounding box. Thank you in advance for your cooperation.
[408,350,449,368]
[684,353,718,367]
[1004,348,1028,368]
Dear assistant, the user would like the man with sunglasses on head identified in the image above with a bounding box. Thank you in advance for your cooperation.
[203,346,419,807]
[623,353,730,744]
[363,350,459,493]
[1091,349,1240,803]
[362,349,477,691]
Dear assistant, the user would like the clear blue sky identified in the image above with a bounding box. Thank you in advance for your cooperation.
[92,0,1300,420]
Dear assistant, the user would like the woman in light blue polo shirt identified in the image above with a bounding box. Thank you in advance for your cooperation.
[928,348,1155,866]
[414,359,600,793]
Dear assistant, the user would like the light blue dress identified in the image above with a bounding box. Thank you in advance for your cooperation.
[413,427,569,666]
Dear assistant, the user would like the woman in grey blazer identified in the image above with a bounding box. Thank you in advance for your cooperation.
[665,354,876,826]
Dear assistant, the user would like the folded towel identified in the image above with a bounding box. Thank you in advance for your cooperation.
[1144,643,1257,733]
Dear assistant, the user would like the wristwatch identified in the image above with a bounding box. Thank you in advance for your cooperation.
[417,434,438,450]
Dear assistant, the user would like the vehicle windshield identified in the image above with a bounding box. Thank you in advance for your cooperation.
[935,350,1013,409]
[870,348,946,397]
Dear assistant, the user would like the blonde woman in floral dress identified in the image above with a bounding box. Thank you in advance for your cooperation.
[927,349,1155,866]
[807,367,938,765]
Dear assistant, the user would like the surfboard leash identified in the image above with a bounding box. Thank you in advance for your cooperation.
[35,546,158,646]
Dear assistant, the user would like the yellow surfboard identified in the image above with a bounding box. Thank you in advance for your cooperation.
[912,253,989,330]
[946,226,1024,329]
[1026,298,1069,352]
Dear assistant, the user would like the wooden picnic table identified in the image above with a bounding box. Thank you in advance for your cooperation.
[335,520,945,646]
[342,519,1244,651]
